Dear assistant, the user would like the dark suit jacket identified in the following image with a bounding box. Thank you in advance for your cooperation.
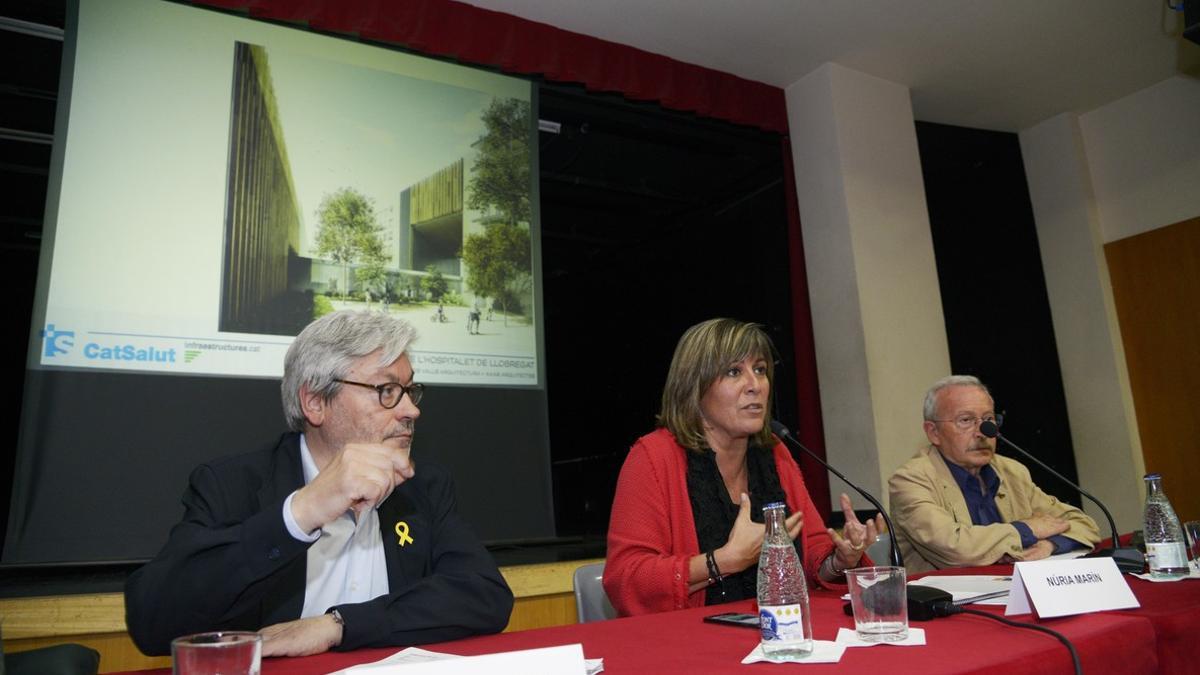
[124,433,513,656]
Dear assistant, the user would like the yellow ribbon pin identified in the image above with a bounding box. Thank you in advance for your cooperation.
[394,521,414,546]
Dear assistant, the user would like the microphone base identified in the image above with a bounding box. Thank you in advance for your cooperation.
[907,586,953,621]
[840,586,953,621]
[1085,546,1145,574]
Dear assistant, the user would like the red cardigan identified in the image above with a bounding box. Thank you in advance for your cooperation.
[603,428,840,616]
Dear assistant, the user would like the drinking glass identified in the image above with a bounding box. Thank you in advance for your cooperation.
[846,566,908,642]
[1184,520,1200,569]
[171,631,261,675]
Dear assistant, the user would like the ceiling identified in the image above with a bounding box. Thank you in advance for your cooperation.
[1,0,1196,248]
[461,0,1200,132]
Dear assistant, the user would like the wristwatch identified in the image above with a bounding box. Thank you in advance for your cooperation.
[327,607,345,628]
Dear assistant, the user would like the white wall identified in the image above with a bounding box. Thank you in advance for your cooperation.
[1019,114,1145,532]
[1078,76,1200,243]
[1018,75,1200,531]
[785,63,950,510]
[783,64,1196,530]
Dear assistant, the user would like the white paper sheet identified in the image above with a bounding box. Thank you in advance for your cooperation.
[327,644,602,675]
[835,627,926,647]
[909,575,1012,604]
[741,640,846,665]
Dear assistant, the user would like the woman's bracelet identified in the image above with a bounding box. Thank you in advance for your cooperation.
[705,550,724,585]
[823,553,846,578]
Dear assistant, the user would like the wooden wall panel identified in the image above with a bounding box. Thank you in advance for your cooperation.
[3,634,172,674]
[1104,216,1200,522]
[0,559,602,673]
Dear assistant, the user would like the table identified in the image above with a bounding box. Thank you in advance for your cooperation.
[1082,570,1200,674]
[926,563,1200,675]
[113,560,1200,675]
[117,585,1165,674]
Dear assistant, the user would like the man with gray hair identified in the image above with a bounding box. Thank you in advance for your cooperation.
[126,310,512,656]
[888,375,1100,573]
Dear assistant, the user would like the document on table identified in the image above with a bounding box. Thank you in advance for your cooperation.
[909,575,1012,605]
[326,644,603,674]
[1047,549,1090,561]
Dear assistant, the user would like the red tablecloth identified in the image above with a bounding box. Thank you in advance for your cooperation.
[118,566,1200,674]
[428,592,1158,675]
[124,590,1161,674]
[923,563,1200,675]
[1106,573,1200,674]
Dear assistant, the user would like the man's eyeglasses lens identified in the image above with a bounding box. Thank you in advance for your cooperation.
[950,413,1003,430]
[380,382,423,407]
[336,379,424,408]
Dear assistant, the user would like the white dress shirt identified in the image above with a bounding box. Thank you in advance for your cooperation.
[281,435,390,618]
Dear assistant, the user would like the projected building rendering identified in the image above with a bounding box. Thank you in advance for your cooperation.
[213,38,535,365]
[407,159,464,276]
[219,42,305,335]
[37,0,538,386]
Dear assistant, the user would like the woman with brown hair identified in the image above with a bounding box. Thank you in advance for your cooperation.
[603,318,881,616]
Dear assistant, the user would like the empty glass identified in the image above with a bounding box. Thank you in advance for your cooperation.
[171,631,261,675]
[845,566,909,642]
[1184,520,1200,570]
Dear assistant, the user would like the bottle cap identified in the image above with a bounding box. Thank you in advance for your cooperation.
[1144,473,1162,480]
[762,501,786,510]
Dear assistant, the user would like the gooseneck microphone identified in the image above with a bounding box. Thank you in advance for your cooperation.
[769,420,903,568]
[978,420,1144,573]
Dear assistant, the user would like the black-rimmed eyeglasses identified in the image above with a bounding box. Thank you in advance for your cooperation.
[335,379,424,408]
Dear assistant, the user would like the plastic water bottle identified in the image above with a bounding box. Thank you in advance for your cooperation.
[757,502,813,660]
[1143,473,1188,579]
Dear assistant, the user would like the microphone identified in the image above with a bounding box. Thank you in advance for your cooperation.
[769,420,903,568]
[978,420,1144,573]
[778,420,967,622]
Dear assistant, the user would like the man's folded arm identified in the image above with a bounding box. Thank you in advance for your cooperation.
[1044,501,1102,548]
[331,473,513,650]
[124,466,309,656]
[332,551,513,650]
[890,470,1024,569]
[1012,463,1102,549]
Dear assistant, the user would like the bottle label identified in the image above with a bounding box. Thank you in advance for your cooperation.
[759,604,807,642]
[1146,542,1188,569]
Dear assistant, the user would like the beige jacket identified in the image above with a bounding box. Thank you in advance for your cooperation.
[888,446,1101,573]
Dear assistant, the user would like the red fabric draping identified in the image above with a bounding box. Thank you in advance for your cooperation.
[1123,577,1200,675]
[431,594,1159,675]
[190,0,788,133]
[116,589,1164,674]
[923,562,1200,675]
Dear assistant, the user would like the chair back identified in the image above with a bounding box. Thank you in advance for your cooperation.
[572,561,617,623]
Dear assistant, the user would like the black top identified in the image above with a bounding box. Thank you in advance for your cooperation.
[684,442,799,605]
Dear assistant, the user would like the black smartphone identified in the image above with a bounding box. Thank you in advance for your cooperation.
[703,611,761,629]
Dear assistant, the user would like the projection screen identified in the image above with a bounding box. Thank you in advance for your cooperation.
[4,0,553,564]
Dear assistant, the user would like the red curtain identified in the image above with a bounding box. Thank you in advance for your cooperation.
[191,0,831,515]
[192,0,788,133]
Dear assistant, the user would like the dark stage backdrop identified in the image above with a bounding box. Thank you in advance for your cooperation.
[917,121,1084,506]
[5,370,552,563]
[537,84,799,538]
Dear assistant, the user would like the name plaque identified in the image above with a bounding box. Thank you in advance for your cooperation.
[1006,557,1139,618]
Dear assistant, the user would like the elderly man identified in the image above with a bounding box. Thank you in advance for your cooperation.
[126,310,512,656]
[888,375,1100,573]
